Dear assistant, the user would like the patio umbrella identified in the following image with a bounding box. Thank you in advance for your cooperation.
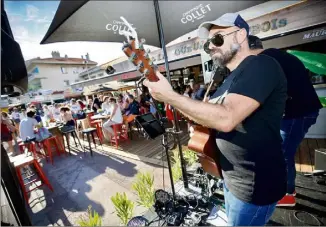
[41,1,265,47]
[41,0,266,192]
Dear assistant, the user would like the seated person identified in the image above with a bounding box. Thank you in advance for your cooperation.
[60,107,75,127]
[101,96,111,115]
[19,109,39,141]
[102,98,123,139]
[77,99,86,110]
[124,94,140,116]
[52,103,62,122]
[29,105,42,123]
[43,105,53,122]
[70,99,81,117]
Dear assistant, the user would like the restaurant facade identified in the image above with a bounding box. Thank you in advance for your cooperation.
[70,0,326,137]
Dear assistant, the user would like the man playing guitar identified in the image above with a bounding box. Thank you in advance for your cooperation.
[143,13,287,226]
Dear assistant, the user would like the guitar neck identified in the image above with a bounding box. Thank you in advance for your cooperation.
[122,39,159,82]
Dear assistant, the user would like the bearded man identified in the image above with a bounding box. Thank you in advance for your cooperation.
[144,13,287,226]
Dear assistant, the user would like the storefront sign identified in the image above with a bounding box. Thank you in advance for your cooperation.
[150,39,205,64]
[303,28,326,40]
[249,18,287,36]
[247,1,326,39]
[181,3,212,24]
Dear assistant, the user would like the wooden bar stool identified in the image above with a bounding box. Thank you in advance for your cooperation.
[10,154,54,204]
[110,124,129,149]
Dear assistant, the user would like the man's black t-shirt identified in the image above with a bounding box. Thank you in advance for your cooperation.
[261,48,322,118]
[210,55,287,205]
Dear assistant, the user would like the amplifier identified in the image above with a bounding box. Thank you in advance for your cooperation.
[315,149,326,171]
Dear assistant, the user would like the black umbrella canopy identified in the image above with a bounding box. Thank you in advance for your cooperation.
[41,1,266,47]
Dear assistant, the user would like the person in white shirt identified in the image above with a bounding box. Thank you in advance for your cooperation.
[102,98,123,139]
[52,103,61,121]
[19,110,39,141]
[43,105,53,121]
[20,109,27,120]
[70,99,81,115]
[183,85,192,98]
[11,107,21,133]
[101,96,111,115]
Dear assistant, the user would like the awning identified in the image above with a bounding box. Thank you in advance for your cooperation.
[72,53,202,87]
[287,50,326,75]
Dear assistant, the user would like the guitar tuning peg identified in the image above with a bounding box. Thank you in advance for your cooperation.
[143,53,150,60]
[136,61,144,70]
[122,42,132,51]
[143,69,149,76]
[140,38,146,44]
[129,52,137,62]
[153,64,158,71]
[139,43,144,51]
[146,48,151,53]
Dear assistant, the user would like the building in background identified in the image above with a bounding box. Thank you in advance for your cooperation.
[25,51,97,93]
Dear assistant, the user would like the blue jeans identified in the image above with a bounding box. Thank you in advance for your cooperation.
[280,111,319,194]
[223,184,276,226]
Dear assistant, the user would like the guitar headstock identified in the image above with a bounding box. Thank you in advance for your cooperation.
[120,17,159,82]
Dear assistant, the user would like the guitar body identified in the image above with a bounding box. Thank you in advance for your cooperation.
[188,125,223,179]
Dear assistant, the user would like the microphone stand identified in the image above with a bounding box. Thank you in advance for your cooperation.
[137,80,177,200]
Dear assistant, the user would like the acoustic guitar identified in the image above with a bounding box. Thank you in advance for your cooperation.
[187,81,223,179]
[119,17,222,179]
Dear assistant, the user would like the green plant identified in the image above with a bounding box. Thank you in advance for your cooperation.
[183,148,198,166]
[172,160,183,182]
[77,205,102,227]
[111,192,134,225]
[171,146,198,166]
[131,172,155,208]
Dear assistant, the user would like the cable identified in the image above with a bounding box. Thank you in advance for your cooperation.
[294,211,322,226]
[162,138,165,191]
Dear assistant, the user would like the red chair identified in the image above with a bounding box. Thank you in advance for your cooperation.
[110,123,129,148]
[87,112,95,125]
[10,154,54,204]
[18,141,38,158]
[39,136,65,165]
[90,120,104,144]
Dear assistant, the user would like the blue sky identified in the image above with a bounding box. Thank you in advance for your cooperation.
[4,1,125,64]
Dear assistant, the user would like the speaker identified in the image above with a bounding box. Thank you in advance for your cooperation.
[315,149,326,171]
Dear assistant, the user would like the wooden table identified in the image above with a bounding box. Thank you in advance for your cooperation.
[91,114,110,120]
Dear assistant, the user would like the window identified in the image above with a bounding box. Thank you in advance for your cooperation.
[98,73,104,77]
[73,67,79,74]
[63,80,70,86]
[61,67,68,74]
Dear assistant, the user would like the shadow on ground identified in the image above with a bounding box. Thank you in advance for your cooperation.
[26,144,140,226]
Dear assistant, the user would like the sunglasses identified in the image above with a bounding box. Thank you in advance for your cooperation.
[204,29,240,54]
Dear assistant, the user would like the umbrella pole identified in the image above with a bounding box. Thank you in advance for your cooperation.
[153,0,189,191]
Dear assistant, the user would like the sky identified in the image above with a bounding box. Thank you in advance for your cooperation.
[4,1,126,65]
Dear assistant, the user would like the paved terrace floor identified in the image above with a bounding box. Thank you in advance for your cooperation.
[25,122,326,226]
